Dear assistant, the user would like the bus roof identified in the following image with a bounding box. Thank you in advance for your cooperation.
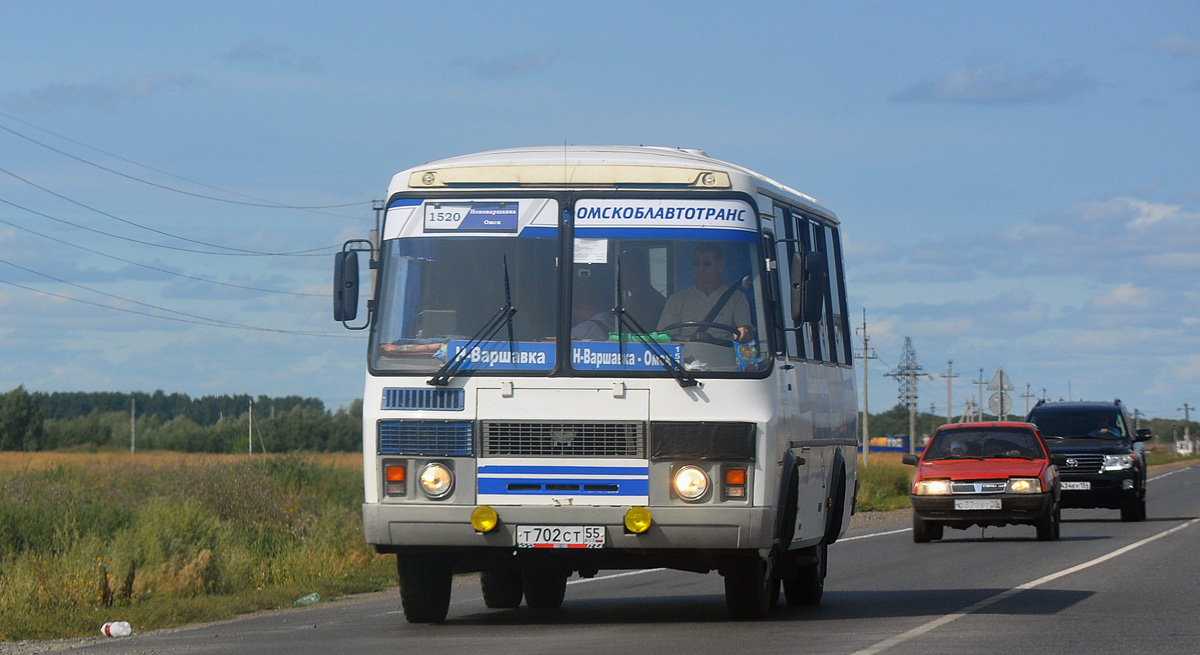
[388,146,835,221]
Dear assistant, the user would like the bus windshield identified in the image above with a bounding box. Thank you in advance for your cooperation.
[370,196,770,376]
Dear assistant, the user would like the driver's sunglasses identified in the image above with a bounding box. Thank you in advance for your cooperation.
[693,260,717,267]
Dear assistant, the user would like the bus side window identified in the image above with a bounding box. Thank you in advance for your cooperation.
[811,219,830,362]
[827,225,852,365]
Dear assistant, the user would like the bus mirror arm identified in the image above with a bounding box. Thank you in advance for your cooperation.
[334,239,373,329]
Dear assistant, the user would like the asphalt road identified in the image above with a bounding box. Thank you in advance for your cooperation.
[28,464,1200,655]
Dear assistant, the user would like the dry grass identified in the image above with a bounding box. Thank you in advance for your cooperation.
[0,450,363,471]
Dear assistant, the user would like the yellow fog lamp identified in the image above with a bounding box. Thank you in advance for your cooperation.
[471,505,499,533]
[624,506,652,534]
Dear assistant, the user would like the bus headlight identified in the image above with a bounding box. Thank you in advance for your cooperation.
[673,465,709,501]
[418,462,454,499]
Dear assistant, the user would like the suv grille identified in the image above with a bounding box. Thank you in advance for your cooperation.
[1054,453,1104,474]
[482,421,645,457]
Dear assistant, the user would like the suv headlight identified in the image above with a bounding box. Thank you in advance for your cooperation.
[1103,454,1135,471]
[914,479,951,495]
[1006,478,1042,494]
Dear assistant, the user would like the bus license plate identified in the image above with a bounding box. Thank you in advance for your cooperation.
[1061,481,1091,490]
[954,499,1002,510]
[516,526,605,549]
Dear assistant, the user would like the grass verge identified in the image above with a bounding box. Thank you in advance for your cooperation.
[0,453,394,641]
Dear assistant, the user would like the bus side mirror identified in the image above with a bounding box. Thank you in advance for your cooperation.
[334,250,359,322]
[790,249,828,325]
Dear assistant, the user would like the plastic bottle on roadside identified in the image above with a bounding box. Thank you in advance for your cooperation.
[101,621,131,637]
[293,592,321,606]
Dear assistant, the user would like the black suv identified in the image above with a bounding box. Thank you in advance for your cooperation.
[1025,399,1150,521]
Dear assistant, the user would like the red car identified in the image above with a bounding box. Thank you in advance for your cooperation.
[902,422,1060,542]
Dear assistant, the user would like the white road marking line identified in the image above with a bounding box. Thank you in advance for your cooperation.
[839,527,912,542]
[850,517,1200,655]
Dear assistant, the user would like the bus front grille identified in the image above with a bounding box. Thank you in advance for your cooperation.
[482,422,645,458]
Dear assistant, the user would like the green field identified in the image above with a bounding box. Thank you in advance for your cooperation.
[3,449,1194,641]
[0,452,394,641]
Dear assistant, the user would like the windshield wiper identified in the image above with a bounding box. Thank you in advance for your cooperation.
[611,256,698,388]
[427,256,517,386]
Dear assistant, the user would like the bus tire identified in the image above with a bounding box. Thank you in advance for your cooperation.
[397,554,452,623]
[782,542,826,606]
[823,462,847,545]
[481,569,523,608]
[724,555,775,620]
[522,567,568,609]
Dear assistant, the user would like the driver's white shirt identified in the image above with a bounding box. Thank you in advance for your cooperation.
[657,284,751,336]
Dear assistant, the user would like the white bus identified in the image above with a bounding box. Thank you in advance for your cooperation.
[334,146,858,622]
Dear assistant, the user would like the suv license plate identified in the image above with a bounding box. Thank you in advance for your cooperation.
[954,499,1002,510]
[516,526,605,549]
[1061,481,1091,490]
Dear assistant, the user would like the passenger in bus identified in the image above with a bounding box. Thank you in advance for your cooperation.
[571,277,614,341]
[657,244,755,343]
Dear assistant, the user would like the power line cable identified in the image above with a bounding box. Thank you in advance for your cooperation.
[0,194,331,257]
[0,114,369,215]
[0,167,333,256]
[0,215,324,297]
[0,262,355,338]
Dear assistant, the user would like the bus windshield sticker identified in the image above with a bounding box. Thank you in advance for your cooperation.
[383,198,558,239]
[441,340,555,371]
[573,238,608,264]
[571,341,684,372]
[424,202,518,233]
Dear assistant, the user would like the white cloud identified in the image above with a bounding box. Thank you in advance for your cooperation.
[1,72,201,112]
[891,57,1096,105]
[1151,35,1200,60]
[220,41,320,73]
[1087,282,1156,311]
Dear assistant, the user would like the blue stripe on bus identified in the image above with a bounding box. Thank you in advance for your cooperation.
[478,478,650,495]
[478,465,649,476]
[572,227,757,241]
[387,198,423,209]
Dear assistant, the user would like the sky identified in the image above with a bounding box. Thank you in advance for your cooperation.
[1,2,1197,422]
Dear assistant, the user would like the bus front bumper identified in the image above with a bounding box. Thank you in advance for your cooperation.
[363,503,774,552]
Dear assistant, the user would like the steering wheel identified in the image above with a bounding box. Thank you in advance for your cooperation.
[659,321,740,347]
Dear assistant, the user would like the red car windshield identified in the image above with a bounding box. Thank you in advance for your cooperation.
[924,427,1044,461]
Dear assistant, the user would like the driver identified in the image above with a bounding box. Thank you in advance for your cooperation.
[657,243,755,343]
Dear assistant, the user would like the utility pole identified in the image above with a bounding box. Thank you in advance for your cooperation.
[1181,403,1194,442]
[1022,383,1036,417]
[130,397,136,455]
[248,398,254,456]
[855,309,878,467]
[940,360,958,425]
[974,368,987,421]
[1133,408,1144,431]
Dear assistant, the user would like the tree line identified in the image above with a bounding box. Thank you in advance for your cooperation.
[0,386,362,453]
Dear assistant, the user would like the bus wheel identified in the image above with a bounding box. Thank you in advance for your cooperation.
[724,555,774,620]
[397,554,452,623]
[522,567,568,609]
[481,569,524,608]
[782,542,826,606]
